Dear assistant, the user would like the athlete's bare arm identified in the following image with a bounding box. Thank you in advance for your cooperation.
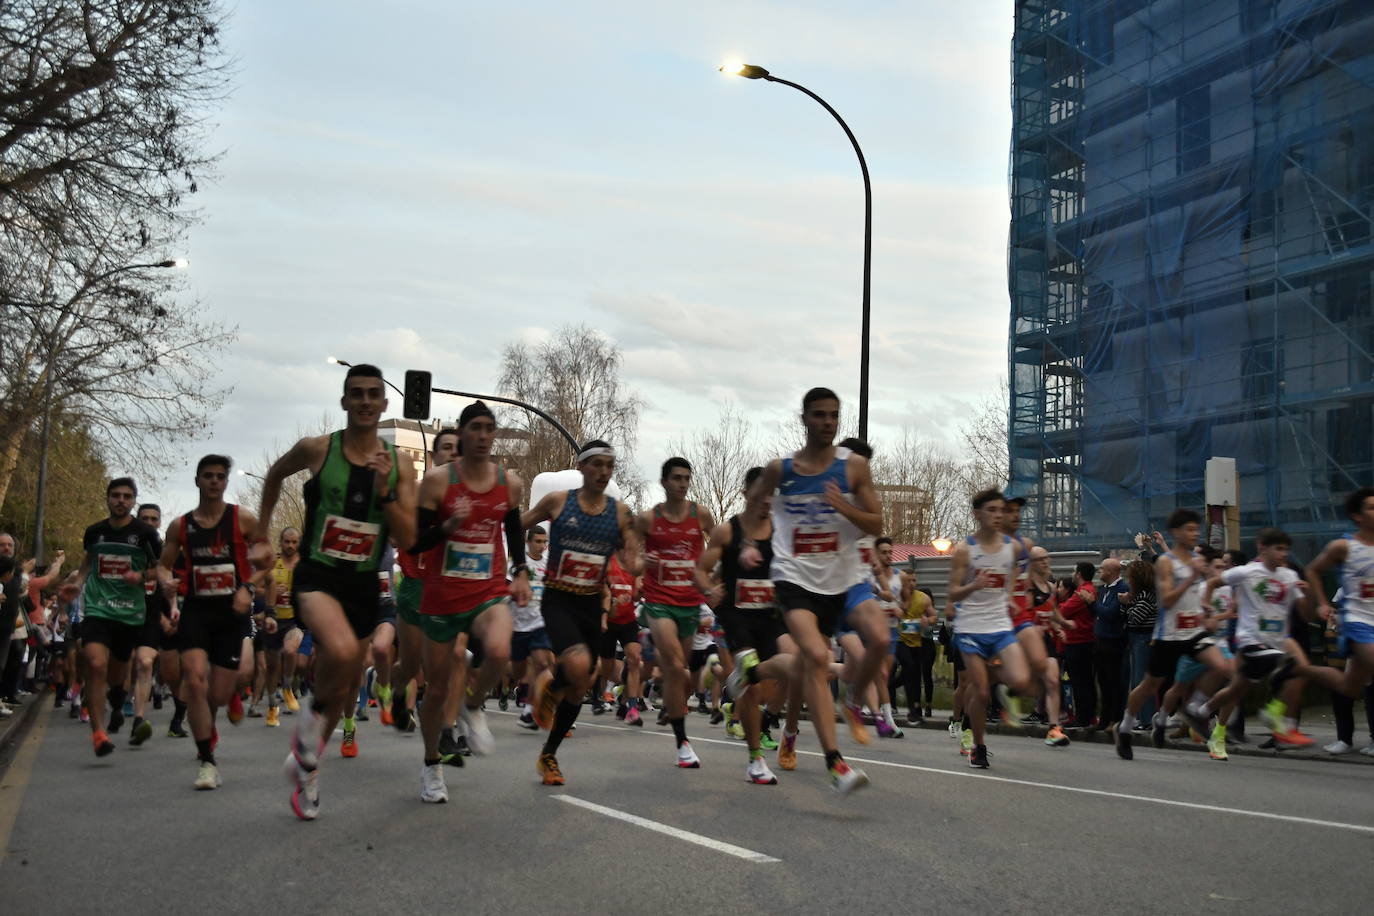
[157,522,183,621]
[696,521,731,604]
[948,542,994,602]
[1304,538,1347,620]
[616,501,643,577]
[829,454,883,536]
[376,449,418,551]
[254,434,330,565]
[504,471,532,605]
[1157,553,1204,607]
[697,505,718,540]
[520,489,567,531]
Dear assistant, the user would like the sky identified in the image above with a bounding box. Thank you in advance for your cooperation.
[155,0,1013,512]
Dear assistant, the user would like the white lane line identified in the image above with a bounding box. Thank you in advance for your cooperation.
[552,795,781,863]
[498,711,1374,836]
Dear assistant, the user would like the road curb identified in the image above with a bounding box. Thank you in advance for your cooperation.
[0,689,48,765]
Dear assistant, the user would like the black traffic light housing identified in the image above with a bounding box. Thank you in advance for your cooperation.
[403,370,432,420]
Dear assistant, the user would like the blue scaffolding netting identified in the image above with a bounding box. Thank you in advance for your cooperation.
[1008,0,1374,556]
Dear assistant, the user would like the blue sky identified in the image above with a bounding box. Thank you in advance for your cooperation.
[161,0,1013,508]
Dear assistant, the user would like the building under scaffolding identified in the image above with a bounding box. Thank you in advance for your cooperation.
[1008,0,1374,556]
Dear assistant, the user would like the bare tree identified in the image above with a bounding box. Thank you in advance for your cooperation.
[496,324,647,509]
[232,414,335,541]
[869,427,977,543]
[666,403,760,521]
[0,409,109,559]
[958,378,1010,495]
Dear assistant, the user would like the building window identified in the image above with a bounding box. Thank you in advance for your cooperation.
[1241,338,1277,401]
[1177,86,1211,175]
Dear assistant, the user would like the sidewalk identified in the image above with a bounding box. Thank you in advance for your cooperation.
[0,689,49,761]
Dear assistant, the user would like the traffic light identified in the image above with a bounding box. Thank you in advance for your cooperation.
[403,370,432,420]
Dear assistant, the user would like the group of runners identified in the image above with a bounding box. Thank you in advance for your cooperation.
[30,365,1374,820]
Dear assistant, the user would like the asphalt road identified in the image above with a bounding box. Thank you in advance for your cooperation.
[2,699,1373,915]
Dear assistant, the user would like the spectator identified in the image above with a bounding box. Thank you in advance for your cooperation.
[1057,563,1098,727]
[1092,558,1130,729]
[0,533,20,717]
[894,582,937,724]
[1122,558,1158,728]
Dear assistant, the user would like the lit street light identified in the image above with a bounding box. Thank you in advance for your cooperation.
[931,537,953,555]
[720,60,873,440]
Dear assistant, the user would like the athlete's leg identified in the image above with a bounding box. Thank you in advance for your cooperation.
[623,641,643,704]
[282,626,302,692]
[784,608,842,755]
[467,604,513,708]
[649,617,689,718]
[132,645,157,722]
[419,634,457,762]
[1299,642,1374,697]
[180,649,214,745]
[848,601,889,705]
[371,621,395,699]
[297,594,368,741]
[82,640,111,733]
[961,652,992,745]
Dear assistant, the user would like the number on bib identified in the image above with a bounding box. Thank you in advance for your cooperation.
[793,525,839,556]
[553,550,607,590]
[734,579,774,610]
[97,554,132,580]
[319,515,381,563]
[193,563,237,597]
[442,540,495,580]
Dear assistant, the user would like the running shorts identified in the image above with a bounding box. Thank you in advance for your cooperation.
[541,588,603,656]
[1146,631,1213,679]
[419,596,505,644]
[511,628,552,662]
[599,620,640,660]
[176,603,247,670]
[396,576,423,628]
[264,618,299,651]
[773,581,845,638]
[293,560,380,640]
[953,630,1017,659]
[137,609,164,650]
[639,602,699,640]
[81,616,141,663]
[715,605,786,663]
[1177,641,1232,683]
[1238,644,1286,680]
[688,646,716,672]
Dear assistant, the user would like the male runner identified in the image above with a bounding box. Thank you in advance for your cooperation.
[62,479,161,757]
[512,526,553,728]
[1298,488,1374,707]
[1004,497,1067,743]
[870,535,905,737]
[947,489,1037,768]
[745,388,879,794]
[1186,528,1313,753]
[600,552,643,725]
[390,428,460,733]
[257,363,418,820]
[128,504,167,746]
[523,439,641,786]
[635,458,715,768]
[159,455,272,789]
[410,402,522,803]
[264,527,303,726]
[702,466,798,784]
[1114,508,1231,760]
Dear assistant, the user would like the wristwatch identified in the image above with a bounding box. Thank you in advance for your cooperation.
[242,582,257,597]
[380,488,399,505]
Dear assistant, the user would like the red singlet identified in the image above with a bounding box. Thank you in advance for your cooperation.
[640,502,706,607]
[420,463,511,615]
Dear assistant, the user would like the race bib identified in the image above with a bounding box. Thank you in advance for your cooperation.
[1259,618,1285,634]
[442,540,494,580]
[653,558,696,588]
[981,572,1008,589]
[1035,609,1053,626]
[552,550,607,590]
[319,515,380,562]
[378,571,393,599]
[1360,578,1374,600]
[793,524,839,556]
[145,580,156,596]
[899,618,921,635]
[1176,613,1201,630]
[97,554,132,580]
[193,563,237,597]
[734,579,774,610]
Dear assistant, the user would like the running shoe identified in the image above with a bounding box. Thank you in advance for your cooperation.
[777,731,798,771]
[1180,702,1211,738]
[247,702,264,719]
[1324,739,1353,755]
[455,735,473,757]
[291,706,322,771]
[709,708,725,725]
[167,721,189,738]
[130,718,153,746]
[341,727,358,758]
[227,692,244,725]
[283,687,300,713]
[355,705,369,723]
[657,710,669,727]
[390,689,409,732]
[959,728,974,756]
[283,753,320,820]
[1361,744,1374,757]
[532,670,560,731]
[625,705,642,727]
[518,710,539,730]
[1020,711,1046,725]
[92,729,115,757]
[1259,698,1285,735]
[726,648,757,701]
[759,729,779,751]
[460,705,495,755]
[725,720,745,740]
[437,733,466,767]
[195,760,221,790]
[841,702,872,745]
[876,720,904,739]
[906,711,924,726]
[1044,725,1070,748]
[499,694,509,712]
[746,756,778,785]
[676,742,701,768]
[420,763,449,803]
[1150,712,1167,749]
[537,752,565,786]
[968,744,990,768]
[1111,723,1133,760]
[829,759,869,795]
[1274,728,1315,749]
[948,719,960,739]
[108,706,125,734]
[721,701,734,720]
[994,685,1023,728]
[1207,733,1229,760]
[266,707,281,727]
[591,700,609,716]
[379,706,394,727]
[403,712,417,733]
[68,703,79,720]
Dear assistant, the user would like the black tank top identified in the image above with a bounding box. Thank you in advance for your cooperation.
[719,515,776,615]
[179,504,250,614]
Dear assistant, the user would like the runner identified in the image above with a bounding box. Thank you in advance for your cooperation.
[1003,498,1068,745]
[263,527,303,727]
[257,363,418,820]
[62,478,161,757]
[869,536,906,737]
[1298,489,1374,711]
[127,505,167,746]
[158,455,272,789]
[947,489,1038,768]
[634,458,715,768]
[1186,528,1313,753]
[411,402,521,803]
[744,388,879,794]
[522,439,641,786]
[512,526,552,728]
[700,466,799,785]
[599,552,643,725]
[390,428,460,733]
[1114,509,1232,761]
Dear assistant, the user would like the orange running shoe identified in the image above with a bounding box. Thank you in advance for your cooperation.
[92,729,115,757]
[532,669,561,731]
[1275,728,1315,748]
[777,730,798,771]
[841,702,872,746]
[379,706,394,727]
[228,691,244,725]
[341,727,358,758]
[537,753,565,786]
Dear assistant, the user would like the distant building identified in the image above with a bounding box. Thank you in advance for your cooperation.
[377,419,531,478]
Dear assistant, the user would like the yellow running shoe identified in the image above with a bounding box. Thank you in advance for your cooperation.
[537,753,565,786]
[265,706,280,727]
[283,688,300,713]
[777,730,798,771]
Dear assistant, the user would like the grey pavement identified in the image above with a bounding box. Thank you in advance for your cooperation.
[2,697,1374,915]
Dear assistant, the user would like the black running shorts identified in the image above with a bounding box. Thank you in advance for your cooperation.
[81,616,141,663]
[1146,632,1211,678]
[715,604,786,662]
[541,588,603,657]
[773,581,845,638]
[599,620,640,660]
[176,602,248,670]
[293,560,380,640]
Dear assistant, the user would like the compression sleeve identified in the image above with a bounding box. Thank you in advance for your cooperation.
[409,506,447,554]
[505,508,527,571]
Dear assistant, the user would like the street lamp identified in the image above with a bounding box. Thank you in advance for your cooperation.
[31,258,187,564]
[720,60,873,440]
[931,537,953,555]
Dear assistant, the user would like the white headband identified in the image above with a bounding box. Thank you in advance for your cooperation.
[578,446,615,463]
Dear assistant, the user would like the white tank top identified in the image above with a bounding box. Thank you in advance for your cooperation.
[1224,562,1298,649]
[770,448,861,595]
[1340,538,1374,627]
[954,534,1014,635]
[1155,552,1205,641]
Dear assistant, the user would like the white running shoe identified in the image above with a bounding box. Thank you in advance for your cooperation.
[746,756,778,785]
[1324,740,1353,755]
[460,704,494,756]
[283,753,320,821]
[829,759,869,796]
[948,719,960,739]
[725,648,756,702]
[421,763,449,803]
[676,741,701,769]
[1361,744,1374,757]
[291,705,322,770]
[194,760,221,790]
